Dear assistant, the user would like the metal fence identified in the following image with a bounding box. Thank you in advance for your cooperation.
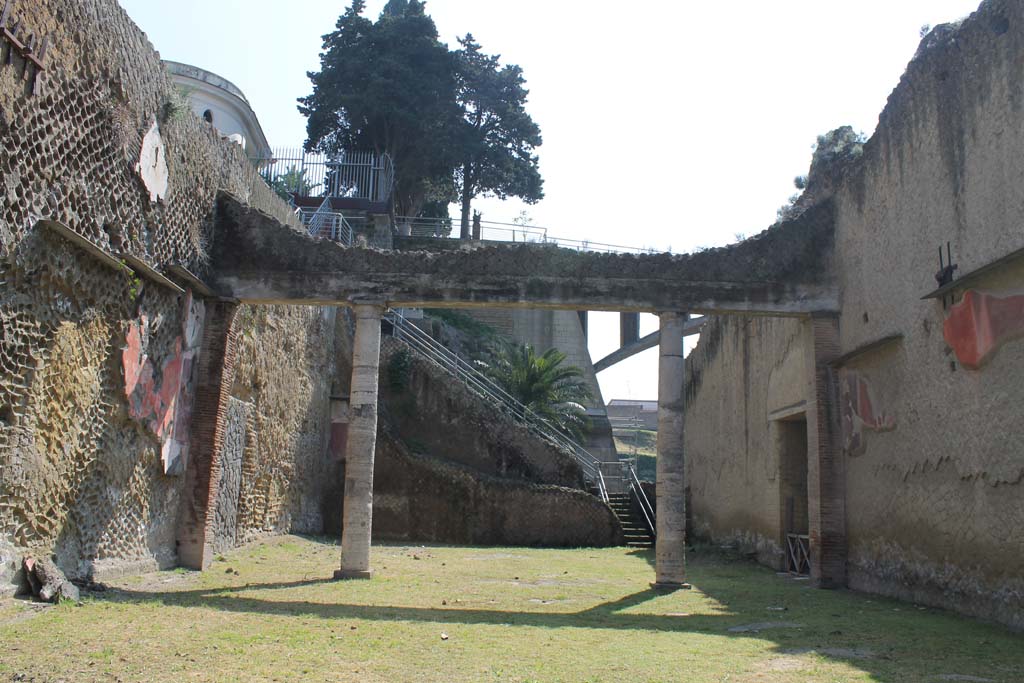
[295,197,354,245]
[258,147,394,203]
[396,216,670,255]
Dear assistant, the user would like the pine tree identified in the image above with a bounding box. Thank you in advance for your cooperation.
[454,34,544,239]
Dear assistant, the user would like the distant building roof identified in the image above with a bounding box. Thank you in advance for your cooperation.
[607,399,658,412]
[164,60,272,160]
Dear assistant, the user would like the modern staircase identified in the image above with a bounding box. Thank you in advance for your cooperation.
[607,493,655,548]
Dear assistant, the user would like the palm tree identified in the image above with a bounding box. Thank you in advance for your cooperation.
[482,342,592,440]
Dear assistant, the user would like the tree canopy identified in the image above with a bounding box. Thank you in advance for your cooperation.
[298,0,459,217]
[453,34,543,238]
[298,3,542,230]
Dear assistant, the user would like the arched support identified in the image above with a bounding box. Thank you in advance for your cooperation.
[653,311,690,589]
[336,303,385,579]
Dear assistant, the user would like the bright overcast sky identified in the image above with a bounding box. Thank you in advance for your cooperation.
[119,0,981,403]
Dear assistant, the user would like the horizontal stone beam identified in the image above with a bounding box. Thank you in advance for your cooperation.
[208,193,840,316]
[212,271,837,315]
[593,317,706,373]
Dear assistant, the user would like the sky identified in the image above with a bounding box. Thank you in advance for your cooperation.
[118,0,982,402]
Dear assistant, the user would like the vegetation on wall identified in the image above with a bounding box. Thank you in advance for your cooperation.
[423,309,497,341]
[262,165,311,202]
[386,346,413,392]
[777,125,867,222]
[481,342,591,440]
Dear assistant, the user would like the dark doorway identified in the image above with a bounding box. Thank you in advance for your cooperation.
[778,416,809,575]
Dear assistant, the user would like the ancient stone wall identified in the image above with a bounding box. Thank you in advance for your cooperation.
[683,315,807,569]
[372,426,622,547]
[218,305,337,549]
[682,0,1024,628]
[829,0,1024,628]
[379,338,584,488]
[0,0,333,589]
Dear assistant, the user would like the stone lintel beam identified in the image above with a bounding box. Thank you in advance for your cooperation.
[210,193,838,316]
[211,274,836,316]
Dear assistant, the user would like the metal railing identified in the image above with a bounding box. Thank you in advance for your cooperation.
[296,199,354,245]
[385,309,609,502]
[259,147,394,203]
[395,216,672,255]
[625,463,656,538]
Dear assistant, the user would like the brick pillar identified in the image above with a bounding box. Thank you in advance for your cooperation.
[336,303,384,579]
[176,300,240,570]
[653,311,689,589]
[804,314,846,588]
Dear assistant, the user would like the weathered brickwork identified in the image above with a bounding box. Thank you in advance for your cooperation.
[0,0,334,588]
[684,0,1024,628]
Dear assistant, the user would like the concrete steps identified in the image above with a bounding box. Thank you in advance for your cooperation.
[606,493,654,548]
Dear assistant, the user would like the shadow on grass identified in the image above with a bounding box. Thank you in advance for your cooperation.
[100,580,725,633]
[85,539,1023,683]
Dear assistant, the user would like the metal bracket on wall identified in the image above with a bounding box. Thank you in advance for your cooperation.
[934,241,958,309]
[0,1,49,96]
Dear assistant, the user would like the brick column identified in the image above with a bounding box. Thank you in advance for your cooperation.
[653,311,689,589]
[804,314,846,588]
[176,300,240,570]
[336,303,384,579]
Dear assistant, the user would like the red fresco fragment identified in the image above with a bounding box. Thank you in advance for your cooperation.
[840,370,896,457]
[943,289,1024,369]
[121,291,204,473]
[122,318,184,440]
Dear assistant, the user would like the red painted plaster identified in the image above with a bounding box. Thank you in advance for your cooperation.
[122,290,205,473]
[943,289,1024,369]
[840,370,896,457]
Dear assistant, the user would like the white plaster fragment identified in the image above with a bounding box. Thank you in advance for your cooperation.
[136,119,169,203]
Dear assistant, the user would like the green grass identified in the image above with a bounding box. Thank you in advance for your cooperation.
[0,536,1020,682]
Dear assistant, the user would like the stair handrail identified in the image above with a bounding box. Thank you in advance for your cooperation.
[626,464,656,538]
[386,309,608,500]
[306,196,332,237]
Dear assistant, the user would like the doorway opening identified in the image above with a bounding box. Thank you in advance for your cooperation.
[777,415,809,575]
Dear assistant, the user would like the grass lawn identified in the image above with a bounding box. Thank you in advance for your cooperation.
[0,536,1020,682]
